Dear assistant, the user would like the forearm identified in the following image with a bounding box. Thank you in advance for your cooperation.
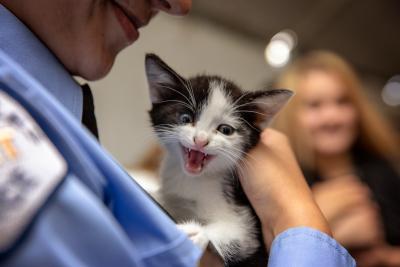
[260,190,331,249]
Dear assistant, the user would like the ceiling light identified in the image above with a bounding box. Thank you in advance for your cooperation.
[382,75,400,106]
[265,30,297,68]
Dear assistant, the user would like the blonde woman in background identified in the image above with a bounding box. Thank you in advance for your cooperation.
[274,51,400,266]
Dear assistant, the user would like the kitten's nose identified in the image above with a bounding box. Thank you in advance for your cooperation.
[193,135,209,148]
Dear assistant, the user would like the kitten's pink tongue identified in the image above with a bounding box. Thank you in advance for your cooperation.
[186,150,204,173]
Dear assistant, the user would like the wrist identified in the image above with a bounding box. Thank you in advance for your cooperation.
[260,193,331,249]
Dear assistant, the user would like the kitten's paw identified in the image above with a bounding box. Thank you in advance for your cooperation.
[177,221,209,251]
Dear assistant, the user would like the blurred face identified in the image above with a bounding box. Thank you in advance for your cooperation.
[4,0,191,80]
[297,70,358,157]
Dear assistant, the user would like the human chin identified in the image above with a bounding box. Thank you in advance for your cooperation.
[314,136,354,156]
[74,49,116,81]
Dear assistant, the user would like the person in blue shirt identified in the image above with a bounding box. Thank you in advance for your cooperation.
[0,1,356,266]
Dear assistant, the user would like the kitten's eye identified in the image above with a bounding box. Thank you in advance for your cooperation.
[179,113,193,124]
[217,124,235,135]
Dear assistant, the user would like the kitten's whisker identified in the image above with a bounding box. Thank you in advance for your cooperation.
[154,128,176,133]
[232,92,251,107]
[231,102,257,111]
[158,63,196,108]
[233,110,268,117]
[155,131,179,139]
[216,151,238,170]
[155,123,176,127]
[159,84,190,102]
[218,151,251,180]
[237,118,260,133]
[155,126,175,131]
[159,85,194,109]
[235,165,248,183]
[154,124,178,131]
[156,99,194,111]
[156,133,177,138]
[223,146,258,163]
[216,146,243,158]
[156,132,177,137]
[155,132,176,137]
[214,149,247,172]
[217,151,250,184]
[233,100,271,109]
[186,78,197,108]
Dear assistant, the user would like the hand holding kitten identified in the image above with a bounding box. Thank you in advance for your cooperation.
[240,128,331,249]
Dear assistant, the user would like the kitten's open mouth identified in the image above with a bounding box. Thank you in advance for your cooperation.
[181,146,215,174]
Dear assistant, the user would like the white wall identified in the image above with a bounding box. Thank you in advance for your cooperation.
[89,14,276,166]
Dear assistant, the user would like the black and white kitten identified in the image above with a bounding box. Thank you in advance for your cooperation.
[145,54,292,267]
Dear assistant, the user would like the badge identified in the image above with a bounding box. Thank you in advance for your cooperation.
[0,91,67,251]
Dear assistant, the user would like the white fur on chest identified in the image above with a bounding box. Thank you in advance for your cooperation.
[158,157,260,260]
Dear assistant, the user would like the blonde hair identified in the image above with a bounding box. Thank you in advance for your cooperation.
[274,50,400,169]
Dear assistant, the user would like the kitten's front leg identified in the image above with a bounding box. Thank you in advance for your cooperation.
[177,221,209,252]
[204,217,259,263]
[151,192,210,250]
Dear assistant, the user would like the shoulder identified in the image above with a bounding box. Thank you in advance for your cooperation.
[0,89,67,253]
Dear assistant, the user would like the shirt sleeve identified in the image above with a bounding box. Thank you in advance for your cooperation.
[268,227,356,267]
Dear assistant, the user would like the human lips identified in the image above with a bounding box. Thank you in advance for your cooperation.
[112,1,142,44]
[316,124,348,135]
[113,0,148,28]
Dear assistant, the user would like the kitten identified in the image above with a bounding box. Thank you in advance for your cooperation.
[144,54,292,267]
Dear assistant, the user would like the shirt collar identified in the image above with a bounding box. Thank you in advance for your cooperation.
[0,4,83,119]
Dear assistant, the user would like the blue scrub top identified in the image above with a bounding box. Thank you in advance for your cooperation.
[0,4,356,267]
[0,5,201,267]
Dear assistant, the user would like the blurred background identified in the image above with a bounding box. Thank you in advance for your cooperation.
[87,0,400,166]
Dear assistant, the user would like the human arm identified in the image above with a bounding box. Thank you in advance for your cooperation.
[240,129,331,247]
[240,129,356,266]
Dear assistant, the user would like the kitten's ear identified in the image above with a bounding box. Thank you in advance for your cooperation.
[249,89,294,127]
[145,53,186,104]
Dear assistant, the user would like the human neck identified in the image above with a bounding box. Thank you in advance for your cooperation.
[316,152,355,180]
